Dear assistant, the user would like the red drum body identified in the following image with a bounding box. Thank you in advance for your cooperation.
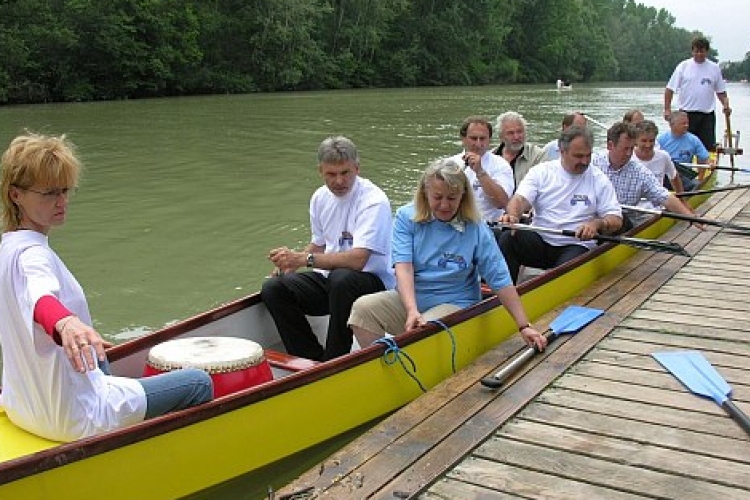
[143,337,273,398]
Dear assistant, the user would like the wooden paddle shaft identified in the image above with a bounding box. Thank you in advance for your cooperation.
[725,112,736,169]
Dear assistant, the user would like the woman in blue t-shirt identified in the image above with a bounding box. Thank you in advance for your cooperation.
[348,157,546,351]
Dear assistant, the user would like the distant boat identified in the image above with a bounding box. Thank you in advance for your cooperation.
[556,79,573,91]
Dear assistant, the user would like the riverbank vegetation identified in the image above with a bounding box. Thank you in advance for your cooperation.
[1,0,747,104]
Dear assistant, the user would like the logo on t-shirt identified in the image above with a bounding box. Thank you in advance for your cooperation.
[438,253,468,270]
[700,77,712,85]
[570,194,591,206]
[339,231,353,248]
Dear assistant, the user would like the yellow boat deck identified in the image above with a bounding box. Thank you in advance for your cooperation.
[0,410,60,462]
[279,187,750,499]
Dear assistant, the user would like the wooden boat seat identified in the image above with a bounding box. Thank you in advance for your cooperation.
[265,349,320,372]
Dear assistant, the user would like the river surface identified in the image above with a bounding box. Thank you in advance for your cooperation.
[1,82,748,498]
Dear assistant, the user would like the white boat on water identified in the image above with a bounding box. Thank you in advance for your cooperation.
[556,79,572,91]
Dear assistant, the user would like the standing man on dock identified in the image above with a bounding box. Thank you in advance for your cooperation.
[664,36,731,152]
[261,136,395,361]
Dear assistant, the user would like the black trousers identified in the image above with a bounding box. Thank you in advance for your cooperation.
[685,110,716,152]
[260,268,386,361]
[498,229,589,284]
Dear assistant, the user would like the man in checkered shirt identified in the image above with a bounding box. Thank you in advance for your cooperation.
[591,122,701,233]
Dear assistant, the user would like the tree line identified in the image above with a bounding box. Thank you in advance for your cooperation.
[0,0,745,104]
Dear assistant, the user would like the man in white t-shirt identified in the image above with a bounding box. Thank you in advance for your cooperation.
[449,116,514,222]
[261,136,395,361]
[664,36,731,152]
[497,126,622,283]
[633,120,683,196]
[541,112,588,161]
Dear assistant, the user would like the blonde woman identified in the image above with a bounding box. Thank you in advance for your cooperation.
[348,157,546,351]
[0,132,212,442]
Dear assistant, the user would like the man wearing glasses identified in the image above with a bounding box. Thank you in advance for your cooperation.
[261,136,395,361]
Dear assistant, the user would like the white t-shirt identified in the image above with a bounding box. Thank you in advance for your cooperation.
[0,231,146,442]
[541,139,560,161]
[516,160,622,248]
[633,149,677,184]
[632,149,677,211]
[666,58,727,113]
[310,176,395,289]
[449,151,514,221]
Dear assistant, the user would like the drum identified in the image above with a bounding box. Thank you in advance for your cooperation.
[143,337,273,398]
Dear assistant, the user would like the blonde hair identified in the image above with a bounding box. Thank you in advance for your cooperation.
[413,157,480,223]
[1,132,81,231]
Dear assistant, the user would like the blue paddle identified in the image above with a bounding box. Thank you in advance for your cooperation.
[481,305,604,389]
[653,351,750,436]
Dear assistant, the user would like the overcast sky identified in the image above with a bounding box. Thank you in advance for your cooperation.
[636,0,749,61]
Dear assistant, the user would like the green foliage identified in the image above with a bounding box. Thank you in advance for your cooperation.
[0,0,746,103]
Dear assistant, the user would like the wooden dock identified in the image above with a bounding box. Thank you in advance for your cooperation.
[278,188,750,499]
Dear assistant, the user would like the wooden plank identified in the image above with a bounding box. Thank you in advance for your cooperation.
[569,361,750,397]
[646,293,750,313]
[605,329,750,359]
[657,281,750,299]
[518,401,750,463]
[584,349,749,385]
[624,309,748,340]
[538,388,750,441]
[471,437,749,499]
[498,419,750,488]
[553,373,750,419]
[616,317,750,343]
[443,458,646,500]
[421,477,526,499]
[639,299,750,321]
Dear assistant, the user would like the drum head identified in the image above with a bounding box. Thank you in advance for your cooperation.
[147,337,265,374]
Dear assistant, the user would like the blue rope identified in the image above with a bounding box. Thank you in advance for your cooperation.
[429,319,457,374]
[372,336,427,392]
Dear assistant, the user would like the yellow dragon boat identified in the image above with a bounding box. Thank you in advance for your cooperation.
[0,177,714,499]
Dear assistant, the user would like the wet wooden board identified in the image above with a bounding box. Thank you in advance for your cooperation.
[278,188,750,499]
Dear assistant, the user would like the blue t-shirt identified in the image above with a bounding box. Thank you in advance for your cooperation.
[657,131,709,164]
[392,203,512,311]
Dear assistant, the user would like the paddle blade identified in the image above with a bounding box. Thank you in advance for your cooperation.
[549,305,604,335]
[652,351,731,404]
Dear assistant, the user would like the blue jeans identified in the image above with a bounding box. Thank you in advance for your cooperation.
[100,358,213,419]
[139,368,213,419]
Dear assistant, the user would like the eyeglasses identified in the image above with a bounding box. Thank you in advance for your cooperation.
[17,186,78,199]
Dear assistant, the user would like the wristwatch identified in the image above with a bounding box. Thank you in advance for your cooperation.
[306,253,315,268]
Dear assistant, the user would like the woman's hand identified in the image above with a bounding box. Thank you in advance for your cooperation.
[56,316,111,373]
[404,309,426,332]
[520,325,548,351]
